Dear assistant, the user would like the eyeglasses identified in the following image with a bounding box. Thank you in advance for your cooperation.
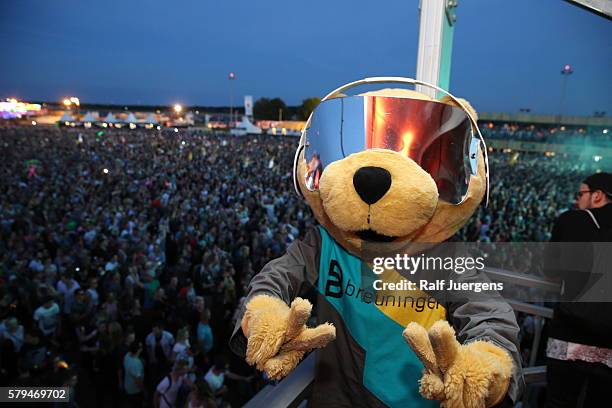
[575,190,592,199]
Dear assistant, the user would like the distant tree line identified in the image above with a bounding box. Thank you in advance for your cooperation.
[253,97,320,121]
[37,97,322,120]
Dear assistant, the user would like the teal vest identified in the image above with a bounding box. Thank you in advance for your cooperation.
[316,226,439,407]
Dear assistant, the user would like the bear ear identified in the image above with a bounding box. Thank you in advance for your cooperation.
[439,96,478,122]
[326,92,348,100]
[358,88,434,101]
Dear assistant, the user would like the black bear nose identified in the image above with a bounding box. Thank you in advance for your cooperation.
[353,166,392,205]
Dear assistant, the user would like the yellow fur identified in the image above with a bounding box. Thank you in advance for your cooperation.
[301,88,506,405]
[298,89,485,257]
[242,295,336,378]
[281,323,337,352]
[285,298,313,340]
[420,372,446,400]
[244,87,510,406]
[319,150,438,237]
[263,350,306,380]
[403,322,440,374]
[359,88,439,102]
[405,320,513,408]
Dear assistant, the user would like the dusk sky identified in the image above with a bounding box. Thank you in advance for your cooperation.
[2,0,610,116]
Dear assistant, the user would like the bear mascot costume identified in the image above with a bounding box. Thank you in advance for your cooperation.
[230,77,523,407]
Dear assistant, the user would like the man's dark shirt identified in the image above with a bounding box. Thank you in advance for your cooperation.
[549,203,612,348]
[551,203,612,242]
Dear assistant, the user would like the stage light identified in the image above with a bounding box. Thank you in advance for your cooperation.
[103,168,109,174]
[174,104,183,113]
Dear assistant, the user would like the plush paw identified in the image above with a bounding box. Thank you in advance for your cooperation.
[403,320,512,408]
[243,295,336,380]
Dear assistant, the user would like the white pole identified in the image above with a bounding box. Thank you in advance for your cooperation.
[415,0,457,97]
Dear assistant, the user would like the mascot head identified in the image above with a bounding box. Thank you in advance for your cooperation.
[293,77,489,258]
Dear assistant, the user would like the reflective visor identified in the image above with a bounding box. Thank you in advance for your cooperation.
[304,95,478,204]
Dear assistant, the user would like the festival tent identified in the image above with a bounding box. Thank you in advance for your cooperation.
[103,113,118,123]
[81,112,97,128]
[126,113,138,124]
[145,113,158,125]
[82,112,97,123]
[59,111,75,123]
[230,116,263,136]
[123,112,139,129]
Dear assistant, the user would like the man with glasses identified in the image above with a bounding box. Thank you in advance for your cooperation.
[546,172,611,407]
[574,172,612,216]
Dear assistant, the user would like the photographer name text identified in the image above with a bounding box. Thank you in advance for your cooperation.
[372,279,504,293]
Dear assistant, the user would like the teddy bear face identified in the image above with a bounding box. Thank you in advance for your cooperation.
[296,89,487,258]
[319,149,439,238]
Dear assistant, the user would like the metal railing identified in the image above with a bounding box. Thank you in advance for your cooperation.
[483,267,562,293]
[243,268,560,407]
[243,352,316,408]
[483,267,558,371]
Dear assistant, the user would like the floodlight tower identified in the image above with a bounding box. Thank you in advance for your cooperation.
[559,64,573,124]
[228,72,236,127]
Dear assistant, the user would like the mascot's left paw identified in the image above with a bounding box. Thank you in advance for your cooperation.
[403,321,512,408]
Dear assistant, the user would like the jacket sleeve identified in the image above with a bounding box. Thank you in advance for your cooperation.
[444,268,525,405]
[229,227,321,357]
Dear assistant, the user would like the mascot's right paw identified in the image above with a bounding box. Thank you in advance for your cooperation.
[242,295,336,380]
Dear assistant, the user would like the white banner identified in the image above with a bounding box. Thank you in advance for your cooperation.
[244,95,253,117]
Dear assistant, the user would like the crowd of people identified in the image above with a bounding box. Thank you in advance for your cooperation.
[457,151,605,243]
[482,123,611,146]
[0,124,608,406]
[0,125,312,407]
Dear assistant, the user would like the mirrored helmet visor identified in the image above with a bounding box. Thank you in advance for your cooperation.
[304,95,475,204]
